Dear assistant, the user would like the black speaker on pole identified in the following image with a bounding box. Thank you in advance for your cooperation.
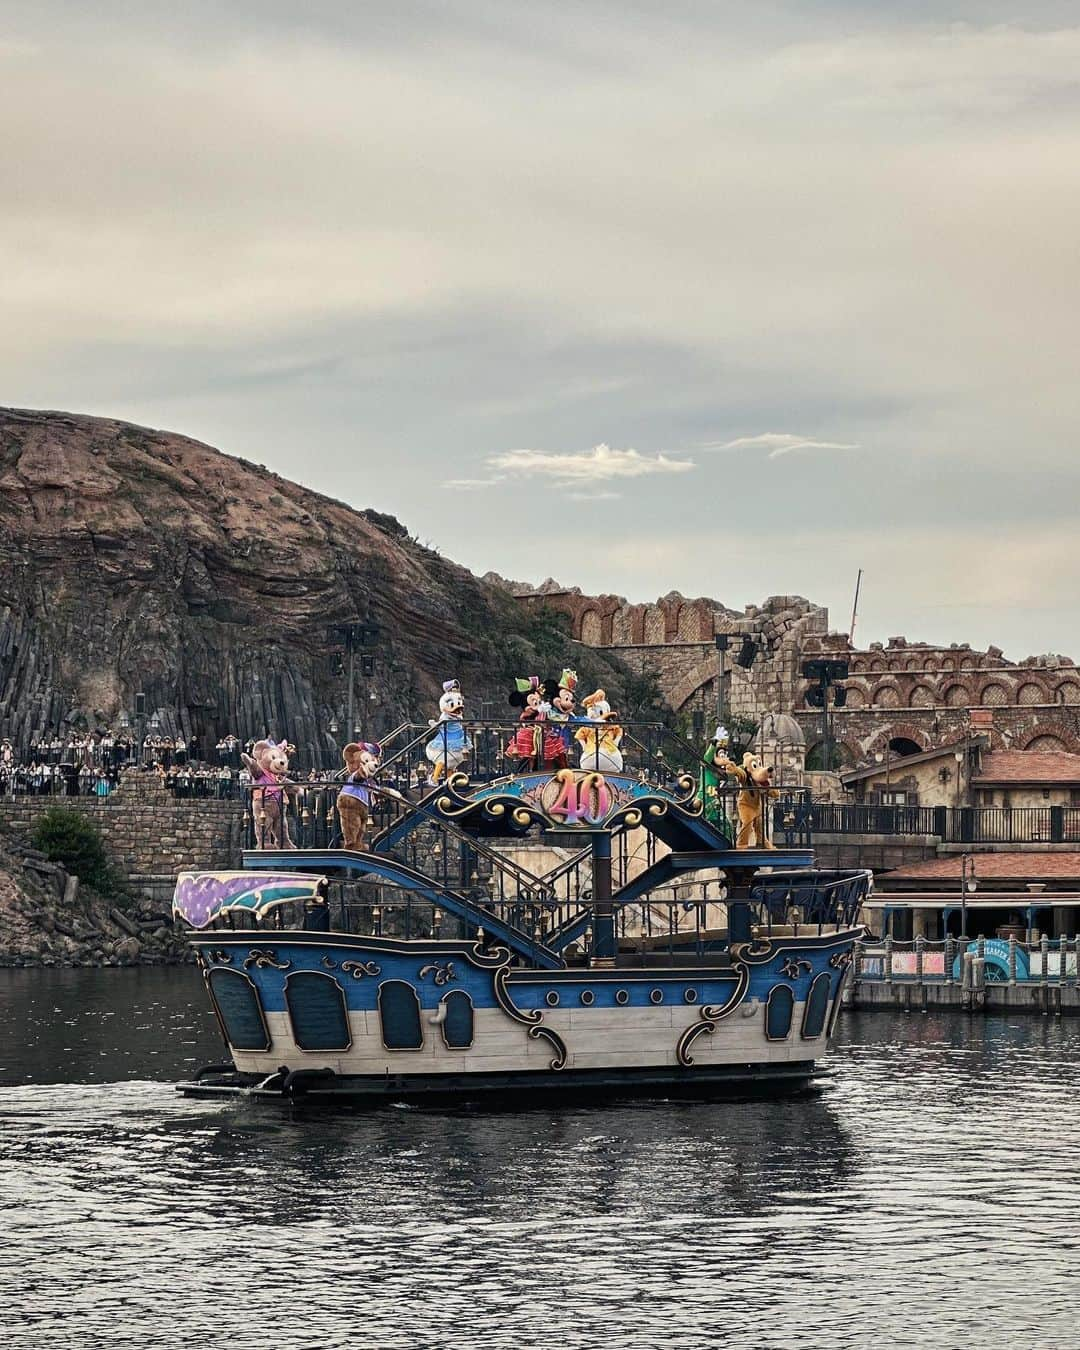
[735,636,758,669]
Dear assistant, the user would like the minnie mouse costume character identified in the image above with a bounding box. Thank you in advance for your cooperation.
[505,676,544,770]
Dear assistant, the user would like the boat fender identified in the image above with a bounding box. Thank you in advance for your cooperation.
[428,1003,448,1027]
[282,1067,335,1097]
[194,1062,236,1081]
[740,1000,757,1018]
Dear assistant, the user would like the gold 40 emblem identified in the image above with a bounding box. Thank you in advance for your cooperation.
[540,769,615,827]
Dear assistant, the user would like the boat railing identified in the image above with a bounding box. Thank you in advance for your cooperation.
[200,868,866,962]
[749,869,872,932]
[242,769,812,857]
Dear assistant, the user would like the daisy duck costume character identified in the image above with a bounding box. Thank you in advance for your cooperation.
[575,689,624,773]
[425,679,472,785]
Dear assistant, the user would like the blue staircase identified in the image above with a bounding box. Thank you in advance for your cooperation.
[242,848,564,970]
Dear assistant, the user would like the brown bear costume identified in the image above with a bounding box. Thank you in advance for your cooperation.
[337,741,382,851]
[241,739,296,849]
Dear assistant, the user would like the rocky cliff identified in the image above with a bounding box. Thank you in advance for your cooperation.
[0,408,627,764]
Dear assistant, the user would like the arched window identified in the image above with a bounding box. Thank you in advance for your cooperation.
[765,985,795,1041]
[377,980,424,1050]
[801,973,832,1040]
[440,991,474,1050]
[888,737,922,758]
[206,968,271,1051]
[285,971,351,1051]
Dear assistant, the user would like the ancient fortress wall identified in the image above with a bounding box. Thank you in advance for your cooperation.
[506,582,1080,757]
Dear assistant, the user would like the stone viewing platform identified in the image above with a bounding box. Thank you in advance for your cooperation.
[0,772,242,891]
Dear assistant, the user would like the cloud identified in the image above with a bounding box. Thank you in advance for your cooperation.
[487,443,694,484]
[709,433,860,459]
[567,489,622,501]
[443,476,505,490]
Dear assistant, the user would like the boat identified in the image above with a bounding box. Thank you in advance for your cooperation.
[173,721,872,1105]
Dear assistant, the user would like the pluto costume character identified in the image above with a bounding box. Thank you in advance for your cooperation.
[718,750,779,849]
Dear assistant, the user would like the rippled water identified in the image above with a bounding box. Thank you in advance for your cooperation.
[2,970,1080,1348]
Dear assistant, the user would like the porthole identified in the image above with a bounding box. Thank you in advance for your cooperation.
[545,990,560,1007]
[649,988,664,1005]
[579,989,595,1006]
[683,988,698,1005]
[615,989,629,1005]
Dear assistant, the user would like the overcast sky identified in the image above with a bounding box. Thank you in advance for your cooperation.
[4,2,1079,659]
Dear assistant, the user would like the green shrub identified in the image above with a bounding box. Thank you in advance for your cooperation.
[31,808,114,894]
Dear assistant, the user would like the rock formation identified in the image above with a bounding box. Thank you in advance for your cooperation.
[0,407,627,765]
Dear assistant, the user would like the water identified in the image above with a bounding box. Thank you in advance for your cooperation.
[2,971,1079,1349]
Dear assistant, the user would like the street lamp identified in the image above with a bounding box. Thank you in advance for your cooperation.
[960,853,977,939]
[954,748,964,810]
[803,659,849,770]
[714,634,731,730]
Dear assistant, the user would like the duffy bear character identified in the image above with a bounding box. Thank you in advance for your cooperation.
[424,679,472,785]
[337,741,383,851]
[575,689,623,773]
[505,676,544,770]
[718,750,779,849]
[241,738,297,849]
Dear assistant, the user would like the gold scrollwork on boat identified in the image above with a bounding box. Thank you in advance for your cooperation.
[829,950,853,970]
[418,961,457,986]
[780,957,813,979]
[492,966,566,1070]
[528,1024,567,1071]
[675,965,750,1066]
[340,960,381,980]
[243,949,292,971]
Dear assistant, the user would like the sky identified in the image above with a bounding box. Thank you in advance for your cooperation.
[3,1,1080,660]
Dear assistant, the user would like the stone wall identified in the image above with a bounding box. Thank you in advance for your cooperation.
[505,578,1080,771]
[0,775,242,881]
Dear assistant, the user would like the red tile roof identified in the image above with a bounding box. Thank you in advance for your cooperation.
[885,851,1080,881]
[974,751,1080,785]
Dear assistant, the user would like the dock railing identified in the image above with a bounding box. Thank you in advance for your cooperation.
[852,933,1080,987]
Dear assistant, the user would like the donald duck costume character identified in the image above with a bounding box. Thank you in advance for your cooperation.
[425,679,472,785]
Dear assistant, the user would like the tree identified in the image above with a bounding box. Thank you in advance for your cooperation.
[31,808,113,893]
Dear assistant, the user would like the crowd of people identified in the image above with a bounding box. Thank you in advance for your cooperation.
[0,730,256,798]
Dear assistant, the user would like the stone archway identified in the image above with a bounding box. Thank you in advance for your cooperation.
[1023,733,1069,752]
[668,656,720,713]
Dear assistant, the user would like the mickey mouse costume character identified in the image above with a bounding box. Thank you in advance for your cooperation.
[538,668,580,771]
[424,679,472,785]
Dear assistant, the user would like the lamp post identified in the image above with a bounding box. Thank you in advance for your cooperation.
[802,659,849,770]
[954,748,965,810]
[960,853,977,939]
[714,634,730,730]
[332,622,382,751]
